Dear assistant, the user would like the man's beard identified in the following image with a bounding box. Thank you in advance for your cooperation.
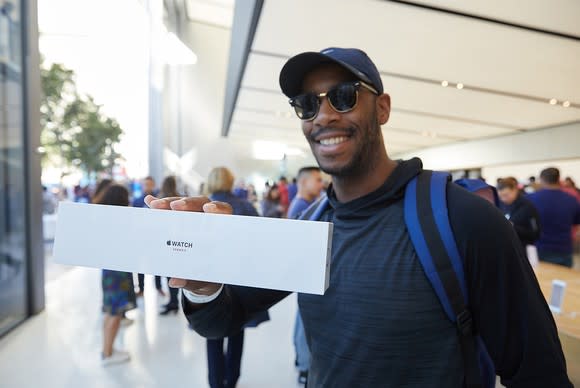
[311,120,382,178]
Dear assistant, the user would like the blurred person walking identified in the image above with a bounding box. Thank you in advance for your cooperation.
[288,177,298,203]
[563,177,580,196]
[561,177,580,261]
[98,184,137,366]
[233,180,249,200]
[277,177,290,215]
[203,167,268,388]
[562,177,580,202]
[497,177,541,251]
[528,168,580,267]
[287,166,324,385]
[92,179,132,327]
[288,167,324,219]
[262,181,271,199]
[73,185,90,203]
[132,176,164,297]
[247,184,258,205]
[261,185,284,218]
[91,179,113,205]
[42,186,57,214]
[524,176,540,194]
[132,176,158,207]
[159,176,183,316]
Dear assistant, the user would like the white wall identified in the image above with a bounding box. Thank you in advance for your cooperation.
[482,159,580,186]
[394,121,580,172]
[162,20,318,192]
[162,20,235,192]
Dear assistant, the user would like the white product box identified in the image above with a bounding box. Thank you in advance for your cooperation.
[53,202,333,295]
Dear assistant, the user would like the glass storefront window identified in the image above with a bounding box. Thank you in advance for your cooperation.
[0,0,28,335]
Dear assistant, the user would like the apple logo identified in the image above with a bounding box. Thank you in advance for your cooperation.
[166,240,171,246]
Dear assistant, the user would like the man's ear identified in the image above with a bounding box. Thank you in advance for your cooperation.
[377,93,391,125]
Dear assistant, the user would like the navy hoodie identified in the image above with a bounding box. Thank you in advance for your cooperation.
[184,159,571,388]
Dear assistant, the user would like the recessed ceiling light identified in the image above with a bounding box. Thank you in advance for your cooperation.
[456,83,464,90]
[441,80,448,87]
[563,101,571,108]
[549,98,558,105]
[421,131,438,138]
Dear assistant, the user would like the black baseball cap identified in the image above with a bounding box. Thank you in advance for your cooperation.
[279,47,384,98]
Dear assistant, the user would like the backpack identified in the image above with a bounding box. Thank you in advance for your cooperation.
[454,178,500,207]
[301,170,495,388]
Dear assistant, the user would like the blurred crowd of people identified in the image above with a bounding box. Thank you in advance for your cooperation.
[40,164,579,387]
[47,167,327,387]
[495,168,580,269]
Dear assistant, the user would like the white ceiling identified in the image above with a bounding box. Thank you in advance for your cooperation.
[229,0,580,159]
[185,0,234,28]
[408,0,580,37]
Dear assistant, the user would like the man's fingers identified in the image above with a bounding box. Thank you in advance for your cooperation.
[148,196,232,215]
[147,196,184,210]
[169,196,211,212]
[144,195,158,208]
[203,201,233,215]
[168,278,188,288]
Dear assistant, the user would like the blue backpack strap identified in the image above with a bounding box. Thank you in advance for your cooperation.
[430,173,469,301]
[404,171,467,320]
[405,170,489,388]
[299,196,329,221]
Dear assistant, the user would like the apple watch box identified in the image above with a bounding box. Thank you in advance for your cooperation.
[53,202,333,295]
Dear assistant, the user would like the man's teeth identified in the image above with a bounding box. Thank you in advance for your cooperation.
[319,137,348,146]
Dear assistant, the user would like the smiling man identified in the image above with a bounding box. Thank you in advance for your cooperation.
[146,48,571,388]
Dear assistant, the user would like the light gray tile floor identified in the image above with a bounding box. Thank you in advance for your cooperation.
[0,267,300,388]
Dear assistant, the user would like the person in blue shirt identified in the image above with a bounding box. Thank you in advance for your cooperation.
[132,176,157,208]
[497,177,541,252]
[233,181,249,201]
[287,167,324,219]
[205,167,268,388]
[287,166,324,385]
[528,167,580,267]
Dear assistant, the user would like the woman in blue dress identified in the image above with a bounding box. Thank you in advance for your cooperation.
[98,184,136,366]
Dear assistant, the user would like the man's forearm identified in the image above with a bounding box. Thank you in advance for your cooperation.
[182,286,243,338]
[182,285,291,339]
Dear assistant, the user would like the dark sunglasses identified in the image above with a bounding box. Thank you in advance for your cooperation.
[288,81,379,121]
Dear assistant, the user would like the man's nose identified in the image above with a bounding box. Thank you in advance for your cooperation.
[312,96,340,127]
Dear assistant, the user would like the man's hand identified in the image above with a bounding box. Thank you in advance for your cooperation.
[145,195,233,297]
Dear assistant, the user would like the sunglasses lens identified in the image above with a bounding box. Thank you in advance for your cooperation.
[328,83,357,112]
[292,93,319,120]
[290,83,360,120]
